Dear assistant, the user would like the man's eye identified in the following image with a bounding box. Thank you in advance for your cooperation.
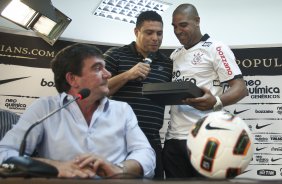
[157,32,163,36]
[94,66,101,71]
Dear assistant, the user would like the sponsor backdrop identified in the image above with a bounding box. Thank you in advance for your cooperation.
[0,31,282,179]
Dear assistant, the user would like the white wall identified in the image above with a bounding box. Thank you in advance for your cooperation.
[1,0,282,48]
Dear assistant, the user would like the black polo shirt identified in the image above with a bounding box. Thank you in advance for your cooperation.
[104,42,172,141]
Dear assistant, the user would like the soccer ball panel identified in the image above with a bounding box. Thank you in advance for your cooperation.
[187,111,254,179]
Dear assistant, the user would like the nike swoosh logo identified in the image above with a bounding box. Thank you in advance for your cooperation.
[256,123,272,129]
[234,109,249,115]
[256,147,267,151]
[271,158,282,162]
[0,77,30,85]
[205,123,230,130]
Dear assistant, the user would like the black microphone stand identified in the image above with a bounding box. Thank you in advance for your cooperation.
[18,95,81,156]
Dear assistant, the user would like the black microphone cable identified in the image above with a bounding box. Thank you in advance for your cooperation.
[19,88,90,156]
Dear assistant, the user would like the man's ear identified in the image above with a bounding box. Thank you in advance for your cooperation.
[65,72,79,88]
[195,16,200,27]
[134,27,139,37]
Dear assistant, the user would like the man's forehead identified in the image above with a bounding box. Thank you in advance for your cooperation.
[83,56,104,64]
[139,21,163,31]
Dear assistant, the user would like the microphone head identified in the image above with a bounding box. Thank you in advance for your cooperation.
[144,52,155,64]
[78,88,91,100]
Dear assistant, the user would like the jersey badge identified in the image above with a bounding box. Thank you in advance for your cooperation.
[192,52,204,65]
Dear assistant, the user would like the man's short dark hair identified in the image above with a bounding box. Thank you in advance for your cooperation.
[51,43,103,93]
[136,11,163,29]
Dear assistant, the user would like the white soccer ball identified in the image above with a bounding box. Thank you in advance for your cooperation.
[187,111,254,179]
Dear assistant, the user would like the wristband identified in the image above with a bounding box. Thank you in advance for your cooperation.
[213,96,223,111]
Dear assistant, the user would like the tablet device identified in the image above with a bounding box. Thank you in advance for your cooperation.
[142,81,204,105]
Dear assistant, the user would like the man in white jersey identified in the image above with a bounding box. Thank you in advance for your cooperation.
[162,4,248,178]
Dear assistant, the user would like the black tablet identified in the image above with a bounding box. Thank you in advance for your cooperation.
[142,81,204,105]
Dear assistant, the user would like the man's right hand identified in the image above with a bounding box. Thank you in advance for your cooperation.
[35,158,95,178]
[126,62,151,81]
[107,62,151,96]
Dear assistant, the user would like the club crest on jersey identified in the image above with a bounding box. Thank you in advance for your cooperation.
[192,52,204,65]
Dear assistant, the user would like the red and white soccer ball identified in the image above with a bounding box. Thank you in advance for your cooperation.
[187,111,254,179]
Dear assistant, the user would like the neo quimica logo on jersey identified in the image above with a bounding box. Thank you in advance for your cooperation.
[172,70,197,83]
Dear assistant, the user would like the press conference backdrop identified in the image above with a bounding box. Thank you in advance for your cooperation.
[0,31,281,179]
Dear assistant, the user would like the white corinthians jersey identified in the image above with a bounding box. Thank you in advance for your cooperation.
[166,34,243,140]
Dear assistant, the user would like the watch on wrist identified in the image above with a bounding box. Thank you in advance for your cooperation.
[213,96,223,111]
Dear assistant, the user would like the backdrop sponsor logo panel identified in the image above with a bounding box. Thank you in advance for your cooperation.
[1,31,282,179]
[224,76,282,178]
[0,64,57,114]
[233,47,282,76]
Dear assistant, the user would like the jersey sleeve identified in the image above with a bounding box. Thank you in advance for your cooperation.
[212,42,242,83]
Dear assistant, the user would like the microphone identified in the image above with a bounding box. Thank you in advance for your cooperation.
[19,88,90,156]
[136,52,155,81]
[1,88,90,177]
[143,52,155,64]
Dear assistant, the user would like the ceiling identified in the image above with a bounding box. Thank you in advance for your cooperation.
[1,0,282,48]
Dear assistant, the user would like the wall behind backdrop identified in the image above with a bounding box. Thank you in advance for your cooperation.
[0,31,282,180]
